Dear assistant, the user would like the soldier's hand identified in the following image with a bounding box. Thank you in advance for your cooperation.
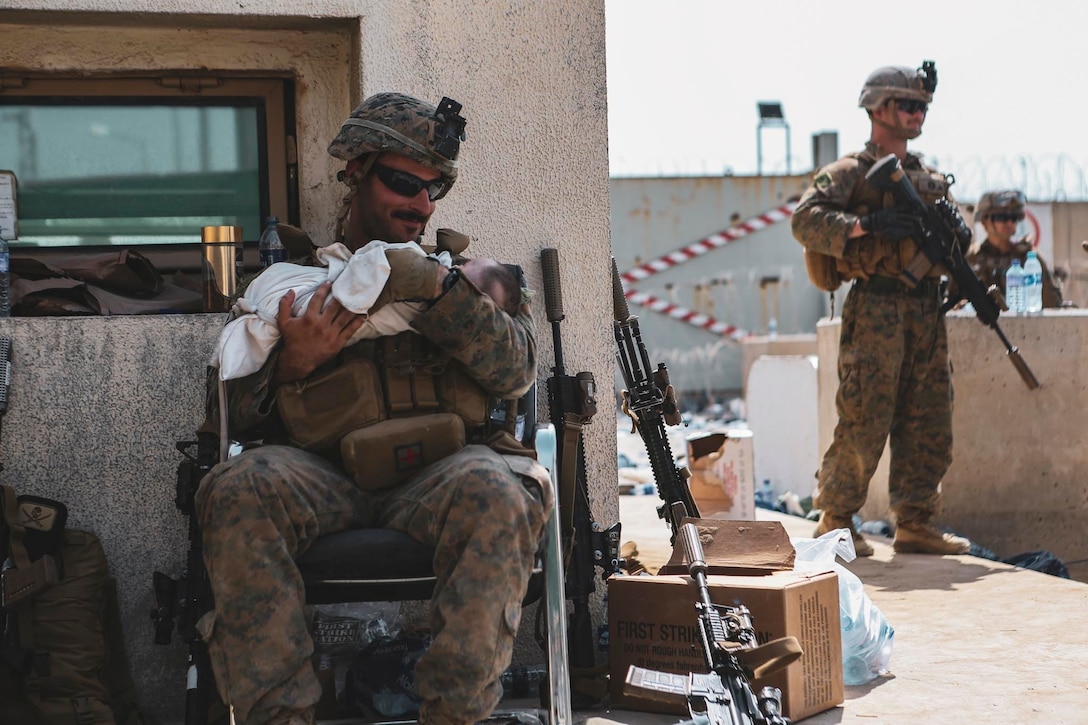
[385,249,441,301]
[273,282,365,385]
[859,209,922,241]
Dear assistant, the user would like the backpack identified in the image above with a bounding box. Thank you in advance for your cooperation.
[0,484,150,725]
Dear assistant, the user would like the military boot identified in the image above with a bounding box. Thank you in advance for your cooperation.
[893,520,970,555]
[814,512,874,557]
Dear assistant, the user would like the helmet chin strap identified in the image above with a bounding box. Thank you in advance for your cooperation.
[335,154,378,244]
[874,100,922,141]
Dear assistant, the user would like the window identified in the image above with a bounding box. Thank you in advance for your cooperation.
[0,74,295,270]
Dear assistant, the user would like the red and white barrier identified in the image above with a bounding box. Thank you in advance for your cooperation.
[620,201,796,284]
[623,289,748,340]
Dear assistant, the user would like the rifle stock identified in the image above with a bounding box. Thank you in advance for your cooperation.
[611,258,699,542]
[866,154,1040,390]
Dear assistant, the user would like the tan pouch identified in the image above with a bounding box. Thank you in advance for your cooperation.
[803,248,843,291]
[438,365,490,428]
[278,358,386,451]
[340,413,466,490]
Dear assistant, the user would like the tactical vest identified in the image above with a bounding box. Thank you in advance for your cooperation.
[276,330,506,490]
[803,150,949,290]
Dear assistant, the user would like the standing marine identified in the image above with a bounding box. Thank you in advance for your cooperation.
[792,62,971,557]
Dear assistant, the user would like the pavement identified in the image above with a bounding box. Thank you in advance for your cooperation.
[573,495,1088,724]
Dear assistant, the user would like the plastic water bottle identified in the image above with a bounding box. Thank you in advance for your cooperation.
[1023,251,1043,314]
[755,479,775,510]
[1004,259,1025,314]
[258,216,286,269]
[767,317,778,340]
[0,235,9,317]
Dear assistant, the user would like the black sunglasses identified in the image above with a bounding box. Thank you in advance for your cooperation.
[892,99,928,115]
[991,212,1024,223]
[373,164,451,201]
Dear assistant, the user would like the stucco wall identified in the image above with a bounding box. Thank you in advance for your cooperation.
[1,2,613,720]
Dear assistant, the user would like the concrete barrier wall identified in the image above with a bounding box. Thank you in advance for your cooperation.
[817,310,1088,579]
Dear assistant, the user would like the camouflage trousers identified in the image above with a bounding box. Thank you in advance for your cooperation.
[194,443,552,725]
[815,281,953,523]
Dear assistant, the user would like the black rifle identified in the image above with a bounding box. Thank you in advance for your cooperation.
[625,522,794,725]
[865,153,1040,390]
[611,257,699,542]
[150,431,220,725]
[540,248,622,705]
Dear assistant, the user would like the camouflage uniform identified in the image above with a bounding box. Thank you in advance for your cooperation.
[792,141,954,526]
[195,93,552,725]
[967,239,1063,309]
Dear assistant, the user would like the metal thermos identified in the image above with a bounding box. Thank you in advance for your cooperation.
[201,226,243,312]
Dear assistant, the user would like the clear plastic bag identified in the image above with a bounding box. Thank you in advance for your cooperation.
[792,528,894,685]
[308,601,404,716]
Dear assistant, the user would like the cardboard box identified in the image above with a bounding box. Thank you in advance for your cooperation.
[608,521,842,721]
[686,430,755,520]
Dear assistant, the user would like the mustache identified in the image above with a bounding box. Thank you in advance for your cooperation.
[392,210,430,224]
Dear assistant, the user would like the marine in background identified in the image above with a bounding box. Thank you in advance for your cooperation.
[792,61,971,558]
[967,190,1063,308]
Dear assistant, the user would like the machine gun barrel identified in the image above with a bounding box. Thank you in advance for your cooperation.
[611,258,699,540]
[865,154,1040,390]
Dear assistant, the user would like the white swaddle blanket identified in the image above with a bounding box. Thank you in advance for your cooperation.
[211,240,451,380]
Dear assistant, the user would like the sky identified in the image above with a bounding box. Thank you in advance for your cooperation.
[605,0,1088,201]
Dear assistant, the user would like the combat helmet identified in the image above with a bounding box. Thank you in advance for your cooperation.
[328,92,467,194]
[858,62,936,111]
[975,190,1026,222]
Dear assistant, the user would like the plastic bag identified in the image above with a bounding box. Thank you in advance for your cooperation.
[793,528,894,685]
[343,628,433,717]
[308,601,403,716]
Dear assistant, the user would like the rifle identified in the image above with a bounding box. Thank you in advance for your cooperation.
[865,153,1040,390]
[625,522,797,725]
[150,431,220,725]
[611,257,699,542]
[539,248,623,705]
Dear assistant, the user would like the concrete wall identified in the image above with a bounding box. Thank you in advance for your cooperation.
[1,2,614,721]
[817,310,1088,580]
[610,174,816,400]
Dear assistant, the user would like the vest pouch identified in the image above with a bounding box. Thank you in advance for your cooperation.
[340,413,465,491]
[278,358,387,451]
[438,365,490,429]
[803,248,843,291]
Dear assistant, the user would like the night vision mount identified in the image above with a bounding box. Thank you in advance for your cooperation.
[919,60,937,94]
[433,97,467,161]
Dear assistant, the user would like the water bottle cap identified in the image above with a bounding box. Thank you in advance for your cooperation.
[1026,250,1037,258]
[265,216,279,226]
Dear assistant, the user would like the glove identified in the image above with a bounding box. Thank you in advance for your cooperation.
[385,249,441,301]
[859,209,922,241]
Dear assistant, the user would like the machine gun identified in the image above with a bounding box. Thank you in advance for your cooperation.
[149,431,220,725]
[625,522,798,725]
[540,248,623,705]
[865,153,1040,390]
[611,258,699,542]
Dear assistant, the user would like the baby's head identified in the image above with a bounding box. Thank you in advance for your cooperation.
[458,257,521,316]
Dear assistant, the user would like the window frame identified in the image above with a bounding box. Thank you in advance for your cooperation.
[0,71,296,272]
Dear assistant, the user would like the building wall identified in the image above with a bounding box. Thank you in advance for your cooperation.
[1,2,613,720]
[610,174,820,402]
